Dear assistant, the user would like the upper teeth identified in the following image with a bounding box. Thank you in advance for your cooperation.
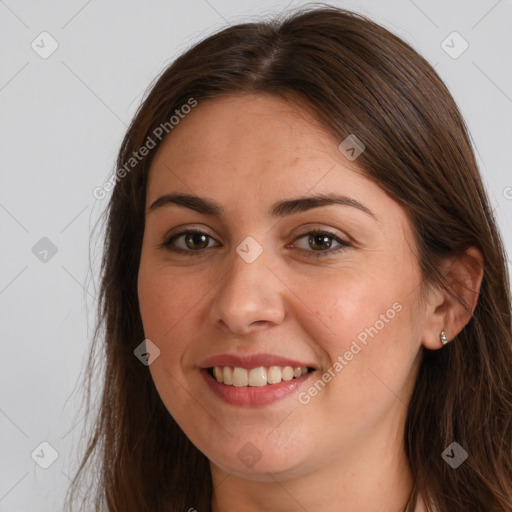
[212,366,309,387]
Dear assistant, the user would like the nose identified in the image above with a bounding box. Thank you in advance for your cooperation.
[208,245,286,335]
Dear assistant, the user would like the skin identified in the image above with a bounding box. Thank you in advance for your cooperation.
[137,93,482,512]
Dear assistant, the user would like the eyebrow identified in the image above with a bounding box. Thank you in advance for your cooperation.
[147,192,377,220]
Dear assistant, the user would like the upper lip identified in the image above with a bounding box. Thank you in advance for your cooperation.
[198,353,317,370]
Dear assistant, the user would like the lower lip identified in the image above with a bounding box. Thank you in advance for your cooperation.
[200,368,315,407]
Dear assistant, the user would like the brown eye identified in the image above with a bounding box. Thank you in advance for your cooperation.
[292,230,350,257]
[183,232,210,250]
[308,233,334,251]
[163,230,219,252]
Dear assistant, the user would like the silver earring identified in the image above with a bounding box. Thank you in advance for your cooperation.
[440,330,448,346]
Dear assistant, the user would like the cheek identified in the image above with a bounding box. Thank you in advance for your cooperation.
[137,266,200,417]
[137,263,197,362]
[138,245,203,319]
[296,276,418,434]
[301,266,419,390]
[299,268,405,344]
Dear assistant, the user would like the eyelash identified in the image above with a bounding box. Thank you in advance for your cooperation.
[160,228,351,258]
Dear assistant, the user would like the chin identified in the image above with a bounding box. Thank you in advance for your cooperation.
[207,442,313,481]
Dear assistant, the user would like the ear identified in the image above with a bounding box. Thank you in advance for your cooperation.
[421,247,484,350]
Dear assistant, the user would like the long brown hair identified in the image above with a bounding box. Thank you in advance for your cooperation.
[67,4,512,511]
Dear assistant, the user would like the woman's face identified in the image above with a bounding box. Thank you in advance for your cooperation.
[138,93,430,481]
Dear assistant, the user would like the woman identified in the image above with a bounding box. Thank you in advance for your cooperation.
[68,5,512,511]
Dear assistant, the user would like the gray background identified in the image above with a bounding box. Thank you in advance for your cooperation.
[1,0,511,510]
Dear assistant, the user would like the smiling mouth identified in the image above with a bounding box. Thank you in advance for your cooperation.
[208,365,316,387]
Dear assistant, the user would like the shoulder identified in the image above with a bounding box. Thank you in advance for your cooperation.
[414,493,439,512]
[414,494,426,512]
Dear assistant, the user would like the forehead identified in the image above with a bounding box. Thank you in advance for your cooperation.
[153,95,331,165]
[144,94,418,248]
[148,94,373,201]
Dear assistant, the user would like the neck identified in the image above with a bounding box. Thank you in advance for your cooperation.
[210,419,415,512]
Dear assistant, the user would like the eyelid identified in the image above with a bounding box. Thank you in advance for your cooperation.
[163,223,216,238]
[288,221,351,243]
[290,229,351,257]
[159,225,351,258]
[160,228,220,252]
[292,226,345,241]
